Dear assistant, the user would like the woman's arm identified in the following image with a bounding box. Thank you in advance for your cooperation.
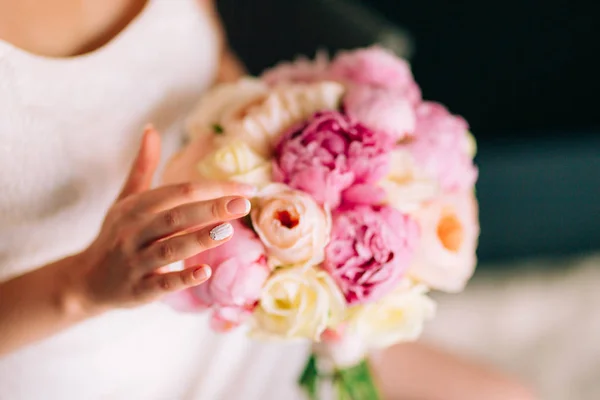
[0,255,95,356]
[373,342,535,400]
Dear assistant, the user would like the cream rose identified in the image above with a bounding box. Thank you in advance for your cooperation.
[251,184,331,268]
[344,279,436,348]
[408,191,479,292]
[185,78,269,139]
[229,81,345,156]
[251,266,346,340]
[196,139,272,188]
[379,149,439,213]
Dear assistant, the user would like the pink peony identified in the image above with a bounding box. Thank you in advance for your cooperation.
[163,221,269,331]
[323,205,419,305]
[344,85,416,141]
[407,102,478,192]
[329,46,421,105]
[273,111,393,209]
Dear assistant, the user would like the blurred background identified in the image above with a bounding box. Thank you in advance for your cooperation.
[217,0,600,398]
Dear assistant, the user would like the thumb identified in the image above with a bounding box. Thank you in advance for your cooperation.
[117,124,162,200]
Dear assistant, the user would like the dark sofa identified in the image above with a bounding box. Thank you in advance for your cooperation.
[216,0,600,263]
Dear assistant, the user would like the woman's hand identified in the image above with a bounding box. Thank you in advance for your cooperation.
[77,126,254,313]
[0,126,254,355]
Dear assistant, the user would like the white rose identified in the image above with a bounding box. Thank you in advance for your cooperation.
[345,279,436,348]
[185,78,269,139]
[379,149,439,213]
[251,183,331,268]
[251,266,346,340]
[408,191,479,293]
[197,139,272,188]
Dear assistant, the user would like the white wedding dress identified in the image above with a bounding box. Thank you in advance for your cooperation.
[0,1,308,399]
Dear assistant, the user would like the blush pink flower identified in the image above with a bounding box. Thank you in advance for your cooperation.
[323,205,419,305]
[329,46,421,105]
[261,52,331,86]
[408,191,479,293]
[163,221,269,331]
[407,102,478,192]
[273,111,392,209]
[344,85,416,141]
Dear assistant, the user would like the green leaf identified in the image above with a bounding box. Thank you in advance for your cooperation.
[212,123,224,135]
[299,354,319,400]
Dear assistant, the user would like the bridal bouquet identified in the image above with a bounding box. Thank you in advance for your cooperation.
[165,47,479,399]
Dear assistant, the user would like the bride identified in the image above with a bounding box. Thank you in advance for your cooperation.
[0,1,532,398]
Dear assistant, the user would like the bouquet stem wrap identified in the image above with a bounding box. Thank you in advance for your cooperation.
[299,353,381,400]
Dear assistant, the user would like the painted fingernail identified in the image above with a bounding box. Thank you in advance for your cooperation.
[209,223,234,241]
[193,265,212,280]
[226,198,251,215]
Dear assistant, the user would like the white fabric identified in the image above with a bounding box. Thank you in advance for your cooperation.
[0,1,308,399]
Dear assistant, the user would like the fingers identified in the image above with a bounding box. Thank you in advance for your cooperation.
[117,125,162,201]
[137,265,212,299]
[135,196,251,247]
[129,180,255,215]
[136,222,234,271]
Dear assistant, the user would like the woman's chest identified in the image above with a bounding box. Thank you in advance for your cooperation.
[0,0,218,274]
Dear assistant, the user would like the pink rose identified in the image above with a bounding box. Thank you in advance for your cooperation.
[344,85,416,141]
[323,205,419,305]
[408,192,479,293]
[261,52,331,86]
[273,111,392,209]
[329,46,421,105]
[407,102,478,192]
[163,221,269,331]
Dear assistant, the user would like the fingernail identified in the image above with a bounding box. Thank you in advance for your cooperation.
[193,265,212,280]
[209,223,234,241]
[143,123,154,134]
[226,198,251,215]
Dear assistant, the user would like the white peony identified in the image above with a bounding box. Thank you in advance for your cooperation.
[185,78,269,139]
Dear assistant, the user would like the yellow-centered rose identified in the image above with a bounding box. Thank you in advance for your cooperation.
[251,266,345,340]
[408,191,479,293]
[197,140,272,188]
[344,279,436,348]
[251,184,331,268]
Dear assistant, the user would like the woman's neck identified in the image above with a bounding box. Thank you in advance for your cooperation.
[0,0,148,58]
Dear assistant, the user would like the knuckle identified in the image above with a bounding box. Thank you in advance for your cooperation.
[195,231,209,250]
[180,271,193,286]
[158,275,171,291]
[113,228,132,251]
[162,209,182,229]
[210,201,222,219]
[157,242,176,262]
[179,182,196,198]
